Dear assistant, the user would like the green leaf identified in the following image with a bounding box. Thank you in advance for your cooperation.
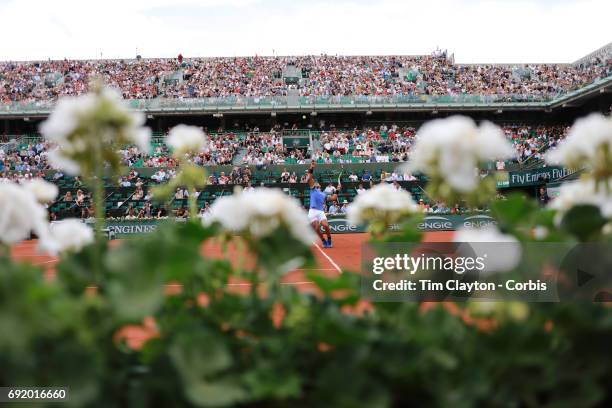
[184,378,248,407]
[307,271,359,297]
[248,225,315,277]
[169,331,232,378]
[56,239,107,294]
[169,330,248,406]
[560,204,607,241]
[242,365,302,400]
[490,193,538,229]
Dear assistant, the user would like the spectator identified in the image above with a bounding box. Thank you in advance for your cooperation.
[328,202,339,215]
[538,187,550,206]
[339,200,349,214]
[324,182,337,195]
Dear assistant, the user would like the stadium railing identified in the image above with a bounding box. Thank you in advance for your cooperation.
[41,162,405,179]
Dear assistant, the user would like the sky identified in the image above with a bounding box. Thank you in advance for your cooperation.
[0,0,610,63]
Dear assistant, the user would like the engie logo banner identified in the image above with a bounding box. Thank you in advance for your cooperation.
[326,215,497,234]
[77,214,497,237]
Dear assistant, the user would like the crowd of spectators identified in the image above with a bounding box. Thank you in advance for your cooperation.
[2,51,611,103]
[503,124,568,164]
[241,131,307,166]
[0,168,46,184]
[314,124,416,163]
[0,139,50,172]
[208,166,252,185]
[118,132,241,168]
[313,122,569,165]
[0,123,570,175]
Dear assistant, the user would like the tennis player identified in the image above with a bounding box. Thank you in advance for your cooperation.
[306,161,341,248]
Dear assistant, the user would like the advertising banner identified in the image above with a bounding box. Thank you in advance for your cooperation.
[326,214,497,234]
[498,166,578,188]
[93,214,497,238]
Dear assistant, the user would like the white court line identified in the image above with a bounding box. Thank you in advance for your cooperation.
[313,244,342,274]
[226,281,315,286]
[279,281,315,285]
[33,259,58,266]
[225,282,313,286]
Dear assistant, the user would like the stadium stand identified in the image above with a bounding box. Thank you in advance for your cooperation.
[0,124,569,173]
[0,119,569,222]
[1,45,611,222]
[1,51,611,104]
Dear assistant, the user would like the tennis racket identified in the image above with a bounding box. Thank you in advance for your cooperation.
[336,165,344,202]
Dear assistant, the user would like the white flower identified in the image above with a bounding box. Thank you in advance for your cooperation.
[532,226,549,240]
[548,178,612,224]
[129,126,152,154]
[40,86,151,173]
[0,183,49,245]
[22,178,59,203]
[96,87,152,153]
[38,219,94,256]
[167,125,207,156]
[454,225,521,273]
[546,113,612,169]
[40,95,97,148]
[206,188,316,245]
[347,183,417,226]
[47,148,81,175]
[404,116,515,193]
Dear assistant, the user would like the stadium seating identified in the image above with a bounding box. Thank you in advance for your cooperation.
[0,124,568,175]
[1,53,610,104]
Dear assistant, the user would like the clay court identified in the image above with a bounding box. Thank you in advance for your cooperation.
[10,231,455,290]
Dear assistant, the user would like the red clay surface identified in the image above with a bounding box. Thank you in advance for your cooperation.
[10,232,455,291]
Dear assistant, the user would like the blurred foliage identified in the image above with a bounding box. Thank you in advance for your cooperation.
[2,196,612,407]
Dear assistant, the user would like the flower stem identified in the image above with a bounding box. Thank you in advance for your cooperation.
[188,190,198,221]
[90,146,105,284]
[0,243,8,259]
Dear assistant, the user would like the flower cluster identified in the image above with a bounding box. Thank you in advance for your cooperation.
[347,183,418,230]
[546,114,612,180]
[22,178,59,204]
[0,179,92,255]
[403,116,515,203]
[548,178,612,224]
[206,188,316,245]
[40,85,151,176]
[39,219,95,256]
[545,114,612,227]
[152,125,209,218]
[454,225,522,273]
[0,182,49,245]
